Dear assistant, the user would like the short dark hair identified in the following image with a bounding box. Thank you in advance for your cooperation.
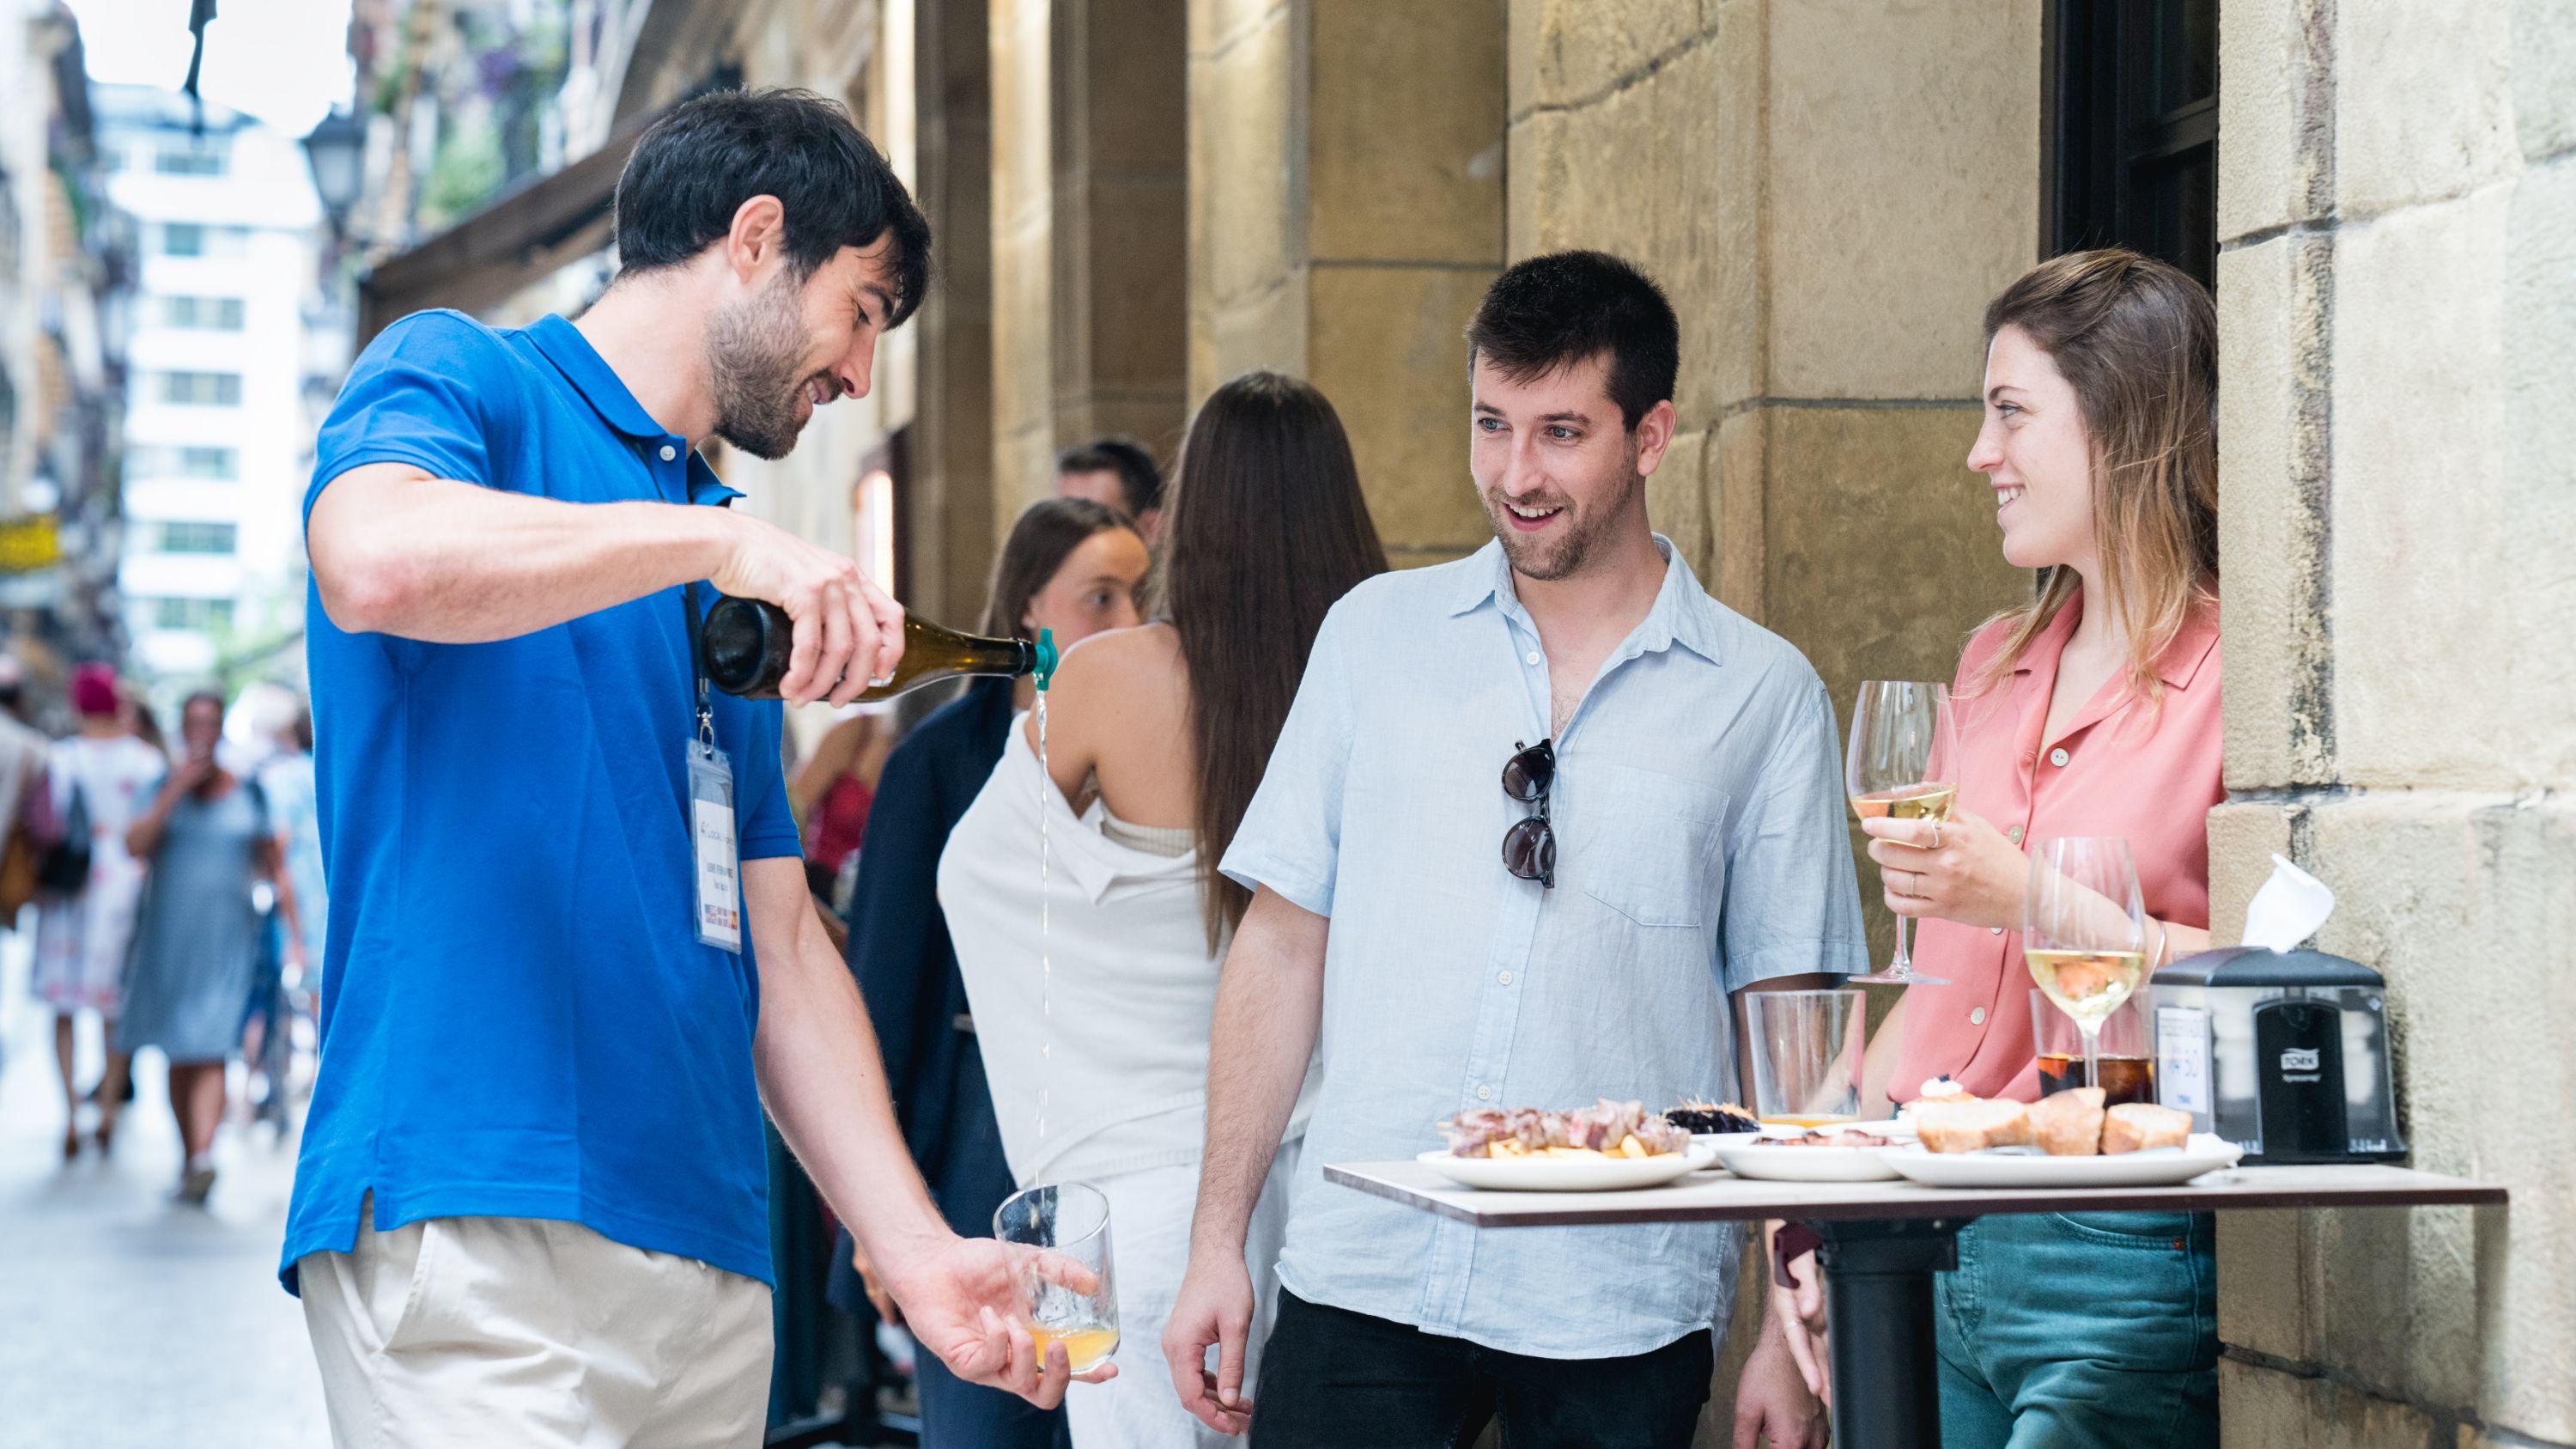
[980,497,1139,642]
[611,88,933,327]
[1465,251,1679,430]
[1056,437,1164,517]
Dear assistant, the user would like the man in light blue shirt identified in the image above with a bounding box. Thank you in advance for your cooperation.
[1162,253,1862,1447]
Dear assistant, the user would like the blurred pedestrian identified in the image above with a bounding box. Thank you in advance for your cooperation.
[29,664,164,1159]
[119,691,303,1204]
[248,703,325,1123]
[789,703,892,906]
[1057,437,1165,543]
[829,496,1150,1449]
[948,373,1387,1447]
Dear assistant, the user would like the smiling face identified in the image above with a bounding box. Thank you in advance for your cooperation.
[1468,351,1668,582]
[180,696,223,761]
[1968,324,2099,572]
[1021,527,1150,646]
[705,238,898,460]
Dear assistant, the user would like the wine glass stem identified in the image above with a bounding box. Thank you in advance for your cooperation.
[1893,911,1913,974]
[2080,1020,2103,1093]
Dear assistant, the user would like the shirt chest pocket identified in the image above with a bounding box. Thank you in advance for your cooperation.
[1565,764,1728,928]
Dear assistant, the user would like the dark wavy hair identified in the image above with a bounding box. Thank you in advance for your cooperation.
[1056,437,1165,517]
[979,497,1138,642]
[1155,372,1388,947]
[611,88,932,326]
[1466,250,1679,430]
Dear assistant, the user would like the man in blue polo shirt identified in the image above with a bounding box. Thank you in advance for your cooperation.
[285,89,1109,1446]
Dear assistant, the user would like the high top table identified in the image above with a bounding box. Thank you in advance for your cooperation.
[1327,1160,2504,1449]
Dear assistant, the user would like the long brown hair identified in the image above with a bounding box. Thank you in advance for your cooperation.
[1157,372,1388,947]
[979,496,1136,642]
[1973,249,2218,701]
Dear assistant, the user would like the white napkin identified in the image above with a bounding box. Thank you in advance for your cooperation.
[2241,853,2336,951]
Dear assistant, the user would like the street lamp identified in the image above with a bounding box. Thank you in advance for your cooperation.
[301,107,367,234]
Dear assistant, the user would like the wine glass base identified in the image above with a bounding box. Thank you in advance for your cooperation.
[1849,967,1952,986]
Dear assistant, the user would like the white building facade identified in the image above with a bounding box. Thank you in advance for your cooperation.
[95,84,321,684]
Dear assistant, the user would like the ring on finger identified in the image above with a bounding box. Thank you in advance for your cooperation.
[1911,869,1928,896]
[1929,821,1943,849]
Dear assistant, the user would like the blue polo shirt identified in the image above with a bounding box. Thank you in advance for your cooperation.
[280,311,803,1291]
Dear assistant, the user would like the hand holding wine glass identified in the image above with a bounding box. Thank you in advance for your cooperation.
[1844,681,1960,985]
[2023,836,2148,1091]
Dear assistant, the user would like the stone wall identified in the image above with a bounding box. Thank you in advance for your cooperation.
[1507,0,2035,750]
[988,0,1190,538]
[1188,0,1504,566]
[2208,1,2576,1443]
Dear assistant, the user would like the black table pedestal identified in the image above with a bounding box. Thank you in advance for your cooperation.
[1810,1217,1968,1449]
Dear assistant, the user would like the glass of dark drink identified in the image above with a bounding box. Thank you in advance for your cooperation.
[2029,987,2156,1106]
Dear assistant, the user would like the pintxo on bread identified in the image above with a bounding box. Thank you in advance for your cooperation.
[1916,1086,2188,1157]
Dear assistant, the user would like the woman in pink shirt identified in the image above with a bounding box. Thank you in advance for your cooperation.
[1780,250,2224,1447]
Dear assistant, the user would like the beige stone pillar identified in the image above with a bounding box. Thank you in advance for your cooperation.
[1189,0,1506,567]
[989,0,1190,539]
[908,0,998,624]
[2209,3,2576,1442]
[1507,0,2035,734]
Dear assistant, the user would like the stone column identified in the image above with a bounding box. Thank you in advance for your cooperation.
[989,0,1190,539]
[907,0,997,624]
[2209,3,2576,1443]
[1189,0,1506,567]
[1507,0,2036,734]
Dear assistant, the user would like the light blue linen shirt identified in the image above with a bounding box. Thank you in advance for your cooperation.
[1221,536,1868,1358]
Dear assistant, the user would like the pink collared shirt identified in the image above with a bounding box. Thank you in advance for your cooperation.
[1889,590,2222,1102]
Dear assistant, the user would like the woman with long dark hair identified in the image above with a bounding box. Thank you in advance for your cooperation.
[943,372,1388,1446]
[828,496,1151,1449]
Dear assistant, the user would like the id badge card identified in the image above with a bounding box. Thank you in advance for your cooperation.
[687,739,743,953]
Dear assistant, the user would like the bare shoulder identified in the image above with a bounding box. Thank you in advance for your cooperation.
[1049,623,1187,710]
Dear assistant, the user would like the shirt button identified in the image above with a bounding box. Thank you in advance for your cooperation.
[1475,1085,1493,1101]
[1970,1007,1988,1026]
[1498,971,1513,986]
[2008,825,2024,844]
[1990,926,2005,936]
[1524,650,1542,667]
[659,444,678,462]
[2049,747,2070,767]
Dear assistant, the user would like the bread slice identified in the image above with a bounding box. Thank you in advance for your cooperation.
[2029,1087,2106,1156]
[1914,1098,2036,1154]
[2101,1102,2192,1154]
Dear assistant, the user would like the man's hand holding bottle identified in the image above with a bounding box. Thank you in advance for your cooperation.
[708,509,908,707]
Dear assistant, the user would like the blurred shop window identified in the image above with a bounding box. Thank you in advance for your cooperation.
[151,521,239,557]
[2044,0,2218,289]
[159,371,243,407]
[128,444,240,481]
[854,466,896,597]
[163,295,246,331]
[149,596,236,631]
[155,146,228,178]
[159,222,249,259]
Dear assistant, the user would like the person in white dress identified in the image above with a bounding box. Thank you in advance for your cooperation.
[944,372,1388,1447]
[30,664,167,1158]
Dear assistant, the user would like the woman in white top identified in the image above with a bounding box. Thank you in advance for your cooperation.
[944,372,1388,1448]
[31,664,168,1158]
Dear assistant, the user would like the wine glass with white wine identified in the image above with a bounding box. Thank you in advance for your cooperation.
[2024,836,2149,1093]
[1844,680,1960,985]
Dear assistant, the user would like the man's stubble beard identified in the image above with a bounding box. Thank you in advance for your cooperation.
[705,271,815,461]
[1487,436,1645,583]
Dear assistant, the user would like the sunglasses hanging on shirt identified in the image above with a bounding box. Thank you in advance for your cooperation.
[1501,738,1556,888]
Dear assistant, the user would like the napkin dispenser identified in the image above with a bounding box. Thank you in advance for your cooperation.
[2149,947,2405,1165]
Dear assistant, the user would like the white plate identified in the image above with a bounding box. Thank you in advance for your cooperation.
[1415,1146,1717,1192]
[1884,1134,2244,1189]
[1708,1133,1903,1183]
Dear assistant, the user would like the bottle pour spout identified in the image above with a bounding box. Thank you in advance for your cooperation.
[1035,629,1060,691]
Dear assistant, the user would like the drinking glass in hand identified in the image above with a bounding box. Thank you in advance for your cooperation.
[993,1183,1120,1373]
[2023,835,2148,1093]
[1844,680,1960,984]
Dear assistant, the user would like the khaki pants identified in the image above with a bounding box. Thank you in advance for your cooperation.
[299,1206,773,1449]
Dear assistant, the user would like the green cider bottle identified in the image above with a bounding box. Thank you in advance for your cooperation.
[700,596,1059,701]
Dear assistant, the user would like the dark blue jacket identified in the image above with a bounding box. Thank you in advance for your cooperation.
[827,678,1021,1310]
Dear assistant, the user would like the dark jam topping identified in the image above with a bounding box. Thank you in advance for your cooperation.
[1664,1101,1759,1135]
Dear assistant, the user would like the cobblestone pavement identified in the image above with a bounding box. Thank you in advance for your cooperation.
[0,936,331,1449]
